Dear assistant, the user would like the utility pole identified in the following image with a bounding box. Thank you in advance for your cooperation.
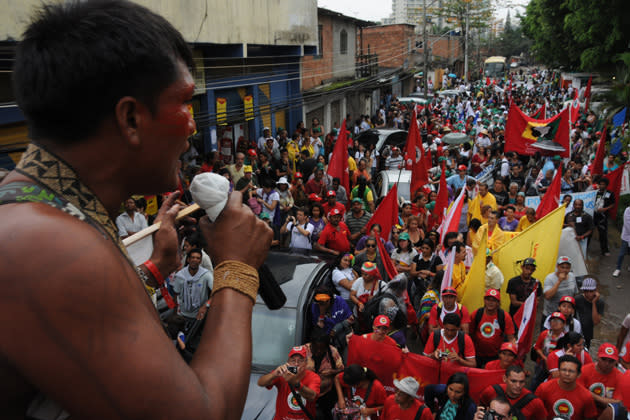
[423,0,428,98]
[463,0,470,82]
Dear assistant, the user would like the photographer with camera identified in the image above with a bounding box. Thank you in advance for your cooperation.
[281,207,315,250]
[473,396,512,420]
[424,312,477,367]
[257,346,321,420]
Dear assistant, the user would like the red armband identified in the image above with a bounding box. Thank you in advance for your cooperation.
[143,259,164,286]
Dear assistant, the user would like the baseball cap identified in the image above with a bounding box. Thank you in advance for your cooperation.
[499,342,518,356]
[597,343,619,361]
[556,256,572,266]
[552,155,562,161]
[392,146,400,152]
[288,346,307,358]
[327,190,336,197]
[581,277,597,291]
[309,193,322,202]
[398,232,410,241]
[247,149,257,157]
[352,197,364,204]
[373,315,391,328]
[458,164,467,171]
[294,172,303,178]
[550,312,566,322]
[484,288,501,301]
[263,126,270,131]
[559,295,576,307]
[522,258,536,267]
[442,287,457,297]
[328,208,342,218]
[314,293,332,303]
[243,165,253,173]
[259,212,270,220]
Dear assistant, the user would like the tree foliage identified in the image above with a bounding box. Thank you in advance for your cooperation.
[494,12,532,59]
[432,0,495,37]
[522,0,630,71]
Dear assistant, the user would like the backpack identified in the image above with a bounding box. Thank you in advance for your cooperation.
[414,404,428,420]
[435,302,464,322]
[492,384,537,420]
[433,329,467,358]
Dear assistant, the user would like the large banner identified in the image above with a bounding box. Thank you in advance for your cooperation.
[525,190,596,215]
[347,335,505,401]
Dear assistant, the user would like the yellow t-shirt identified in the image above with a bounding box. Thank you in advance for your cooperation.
[473,224,506,255]
[469,192,497,223]
[516,215,533,232]
[348,156,357,172]
[451,261,467,296]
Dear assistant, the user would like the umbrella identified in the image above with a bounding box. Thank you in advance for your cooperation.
[442,132,469,145]
[448,73,457,78]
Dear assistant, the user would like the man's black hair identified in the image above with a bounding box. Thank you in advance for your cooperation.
[13,0,193,143]
[558,354,582,374]
[505,365,525,376]
[443,313,461,327]
[188,248,203,258]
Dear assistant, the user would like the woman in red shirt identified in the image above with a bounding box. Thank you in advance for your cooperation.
[547,331,593,378]
[334,364,387,419]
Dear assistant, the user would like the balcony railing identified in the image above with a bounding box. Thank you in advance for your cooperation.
[356,54,379,78]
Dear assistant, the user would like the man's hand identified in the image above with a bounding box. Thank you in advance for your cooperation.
[593,291,600,302]
[201,191,272,267]
[196,304,208,320]
[150,191,183,277]
[558,272,568,282]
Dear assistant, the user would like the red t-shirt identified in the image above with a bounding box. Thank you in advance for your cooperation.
[269,370,321,420]
[428,303,472,329]
[479,384,547,420]
[381,394,432,420]
[470,309,516,357]
[484,358,523,370]
[547,349,593,374]
[537,378,598,420]
[423,330,476,361]
[322,201,346,218]
[578,363,623,415]
[305,179,325,195]
[337,375,387,420]
[533,329,564,358]
[317,222,351,253]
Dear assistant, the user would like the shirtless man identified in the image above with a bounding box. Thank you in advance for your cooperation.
[0,1,271,419]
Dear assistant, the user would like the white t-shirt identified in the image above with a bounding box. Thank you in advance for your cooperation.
[351,277,386,302]
[390,249,418,268]
[620,314,630,357]
[287,221,314,250]
[332,267,354,300]
[256,188,280,220]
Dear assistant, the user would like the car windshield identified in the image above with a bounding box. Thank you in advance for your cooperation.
[252,305,297,369]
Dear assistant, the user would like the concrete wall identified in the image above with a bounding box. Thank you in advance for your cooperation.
[1,0,318,48]
[331,20,356,79]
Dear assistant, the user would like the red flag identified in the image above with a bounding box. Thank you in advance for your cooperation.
[604,164,625,217]
[513,289,538,360]
[434,162,449,225]
[584,75,592,112]
[486,77,490,86]
[439,362,505,402]
[327,118,350,197]
[347,334,403,393]
[504,103,571,158]
[398,353,440,397]
[570,89,581,124]
[405,110,429,195]
[592,125,607,176]
[530,102,546,120]
[377,236,398,280]
[366,183,399,242]
[536,168,562,219]
[437,187,467,245]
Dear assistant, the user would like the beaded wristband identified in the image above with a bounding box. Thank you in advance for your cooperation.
[143,259,165,286]
[212,260,259,303]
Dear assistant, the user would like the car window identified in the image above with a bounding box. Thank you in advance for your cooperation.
[252,305,297,368]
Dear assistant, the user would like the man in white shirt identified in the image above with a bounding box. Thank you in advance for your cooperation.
[115,197,148,239]
[385,147,404,170]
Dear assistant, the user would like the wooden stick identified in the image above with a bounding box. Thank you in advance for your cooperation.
[122,203,201,247]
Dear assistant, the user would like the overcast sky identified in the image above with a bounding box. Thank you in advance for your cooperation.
[316,0,530,23]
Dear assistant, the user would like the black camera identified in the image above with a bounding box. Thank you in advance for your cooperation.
[482,409,500,420]
[287,365,298,374]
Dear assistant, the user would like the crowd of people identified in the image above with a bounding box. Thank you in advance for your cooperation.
[116,66,630,420]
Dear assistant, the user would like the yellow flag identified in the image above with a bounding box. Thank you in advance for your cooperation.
[460,232,487,312]
[494,205,565,312]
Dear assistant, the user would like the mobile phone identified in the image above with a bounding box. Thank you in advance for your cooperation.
[287,365,298,374]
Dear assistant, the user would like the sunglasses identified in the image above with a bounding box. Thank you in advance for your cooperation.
[366,244,376,248]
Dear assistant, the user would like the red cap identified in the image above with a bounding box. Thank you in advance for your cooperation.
[550,312,566,322]
[373,315,391,328]
[288,346,307,359]
[327,190,336,197]
[484,288,501,301]
[247,148,257,156]
[328,208,342,217]
[597,343,619,361]
[309,193,322,202]
[442,287,457,296]
[392,146,400,152]
[294,172,303,178]
[458,164,467,171]
[500,342,518,355]
[559,295,575,307]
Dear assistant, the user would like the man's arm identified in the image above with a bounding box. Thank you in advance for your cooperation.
[0,191,271,420]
